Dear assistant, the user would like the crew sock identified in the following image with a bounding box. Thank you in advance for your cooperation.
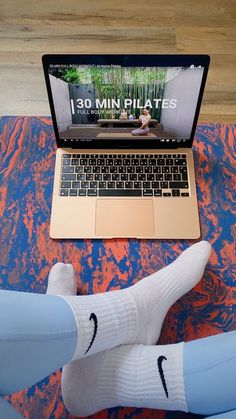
[61,342,188,416]
[61,241,211,359]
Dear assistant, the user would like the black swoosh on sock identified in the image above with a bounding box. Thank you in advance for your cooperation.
[84,312,98,355]
[157,355,168,398]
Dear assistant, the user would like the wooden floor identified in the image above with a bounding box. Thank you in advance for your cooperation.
[0,0,235,122]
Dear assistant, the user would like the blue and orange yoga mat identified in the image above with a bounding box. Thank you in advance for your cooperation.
[0,116,235,418]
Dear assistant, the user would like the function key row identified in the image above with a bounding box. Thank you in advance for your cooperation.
[63,153,187,159]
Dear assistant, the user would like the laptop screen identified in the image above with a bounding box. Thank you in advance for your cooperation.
[43,55,210,149]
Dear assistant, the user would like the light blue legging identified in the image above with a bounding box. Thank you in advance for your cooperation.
[0,289,236,418]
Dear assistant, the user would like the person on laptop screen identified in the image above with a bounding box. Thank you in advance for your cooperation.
[131,107,151,136]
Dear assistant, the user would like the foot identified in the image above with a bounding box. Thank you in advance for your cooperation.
[62,241,211,359]
[46,262,77,296]
[62,342,187,417]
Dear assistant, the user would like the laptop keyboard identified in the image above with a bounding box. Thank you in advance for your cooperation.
[60,153,189,197]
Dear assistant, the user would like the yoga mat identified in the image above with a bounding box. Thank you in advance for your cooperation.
[0,116,235,419]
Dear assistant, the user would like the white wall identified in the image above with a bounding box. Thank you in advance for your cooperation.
[160,67,204,138]
[49,74,72,133]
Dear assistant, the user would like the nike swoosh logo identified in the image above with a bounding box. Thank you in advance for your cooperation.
[84,312,98,355]
[157,355,168,398]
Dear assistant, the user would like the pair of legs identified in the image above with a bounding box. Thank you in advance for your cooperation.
[0,241,236,418]
[131,126,149,135]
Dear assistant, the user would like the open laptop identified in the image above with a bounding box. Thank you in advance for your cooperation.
[42,54,210,239]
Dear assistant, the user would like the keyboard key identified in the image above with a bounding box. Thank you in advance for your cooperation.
[172,189,180,197]
[160,181,168,189]
[171,166,179,173]
[164,174,172,181]
[156,174,163,181]
[90,181,98,189]
[112,174,120,181]
[130,174,137,181]
[95,174,102,181]
[71,159,80,165]
[79,189,86,196]
[61,181,71,188]
[147,174,155,181]
[182,173,188,181]
[63,154,71,158]
[86,174,94,181]
[62,166,74,174]
[99,189,142,197]
[116,182,125,189]
[181,192,190,197]
[108,181,115,188]
[121,174,128,181]
[88,189,97,196]
[144,167,152,173]
[103,174,111,181]
[80,159,88,165]
[149,159,156,166]
[173,174,181,181]
[174,159,186,165]
[84,166,92,173]
[72,181,80,188]
[62,158,71,165]
[165,159,173,165]
[101,167,109,173]
[143,189,153,196]
[75,166,83,173]
[152,182,160,189]
[110,166,118,173]
[162,166,170,173]
[127,167,135,173]
[134,181,142,188]
[123,159,131,166]
[163,192,171,197]
[143,182,151,189]
[169,181,189,189]
[138,174,146,181]
[60,189,69,196]
[154,189,162,196]
[93,167,100,173]
[77,174,85,181]
[62,174,76,181]
[70,189,77,196]
[99,181,106,188]
[153,167,161,173]
[125,181,133,188]
[81,181,89,189]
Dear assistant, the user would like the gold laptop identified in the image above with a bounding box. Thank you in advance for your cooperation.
[42,54,210,239]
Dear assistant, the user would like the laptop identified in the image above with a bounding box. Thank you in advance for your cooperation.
[42,54,210,239]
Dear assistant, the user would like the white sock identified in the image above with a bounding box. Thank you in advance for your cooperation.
[61,241,211,359]
[46,262,77,296]
[62,342,188,416]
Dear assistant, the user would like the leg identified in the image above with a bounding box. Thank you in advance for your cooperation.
[62,331,236,417]
[205,412,236,419]
[0,264,77,396]
[184,330,236,416]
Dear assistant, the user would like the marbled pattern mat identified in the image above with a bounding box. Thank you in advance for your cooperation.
[0,117,235,419]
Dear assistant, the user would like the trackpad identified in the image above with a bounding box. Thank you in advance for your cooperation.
[95,199,154,237]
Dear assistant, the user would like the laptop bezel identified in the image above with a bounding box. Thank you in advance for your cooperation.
[42,54,210,150]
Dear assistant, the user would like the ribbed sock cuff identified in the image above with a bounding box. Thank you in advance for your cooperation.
[62,290,137,359]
